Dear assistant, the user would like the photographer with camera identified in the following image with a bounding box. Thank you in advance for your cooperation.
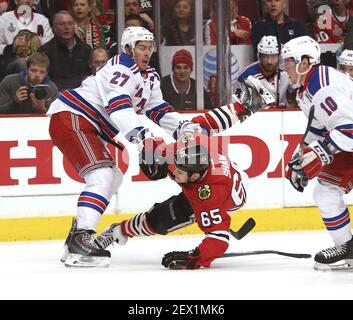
[0,52,58,114]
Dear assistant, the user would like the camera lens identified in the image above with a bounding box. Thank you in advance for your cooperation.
[34,87,49,100]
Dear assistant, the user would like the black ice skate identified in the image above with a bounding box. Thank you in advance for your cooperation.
[64,229,111,268]
[60,217,77,263]
[314,237,353,271]
[96,223,128,249]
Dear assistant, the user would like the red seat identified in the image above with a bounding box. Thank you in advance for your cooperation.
[237,0,260,22]
[288,0,308,23]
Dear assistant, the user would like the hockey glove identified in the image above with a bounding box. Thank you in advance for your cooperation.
[162,248,201,270]
[286,167,308,192]
[287,140,334,180]
[139,137,168,181]
[233,76,276,122]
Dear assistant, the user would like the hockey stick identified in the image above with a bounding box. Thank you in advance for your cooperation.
[299,105,315,159]
[293,105,315,187]
[221,250,312,259]
[230,218,256,240]
[275,24,281,107]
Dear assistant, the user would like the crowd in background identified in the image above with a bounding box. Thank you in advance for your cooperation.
[0,0,352,114]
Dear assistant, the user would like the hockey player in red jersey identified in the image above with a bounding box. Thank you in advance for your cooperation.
[96,133,248,269]
[282,36,353,270]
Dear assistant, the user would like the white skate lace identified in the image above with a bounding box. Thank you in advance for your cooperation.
[96,227,115,249]
[321,244,347,259]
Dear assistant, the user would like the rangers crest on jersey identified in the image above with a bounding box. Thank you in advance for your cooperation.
[198,184,212,201]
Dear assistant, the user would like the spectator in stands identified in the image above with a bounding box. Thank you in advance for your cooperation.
[161,49,211,110]
[337,49,353,76]
[0,52,58,114]
[162,0,195,46]
[238,35,294,108]
[344,15,353,49]
[313,0,352,43]
[0,0,8,14]
[125,0,139,15]
[0,0,54,55]
[308,0,330,22]
[125,13,144,27]
[204,0,251,45]
[2,29,38,76]
[125,0,154,30]
[307,0,352,23]
[39,10,91,91]
[251,0,307,58]
[38,0,67,25]
[89,47,109,74]
[92,0,106,24]
[70,0,106,49]
[105,13,144,51]
[105,0,154,48]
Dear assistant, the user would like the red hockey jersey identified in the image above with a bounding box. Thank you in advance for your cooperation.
[313,9,353,43]
[205,15,252,45]
[169,137,248,268]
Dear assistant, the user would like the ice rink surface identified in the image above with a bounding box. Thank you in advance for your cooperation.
[1,230,353,300]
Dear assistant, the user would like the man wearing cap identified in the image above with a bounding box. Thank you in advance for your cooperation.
[161,49,211,110]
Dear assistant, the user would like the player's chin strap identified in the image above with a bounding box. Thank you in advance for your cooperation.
[294,62,314,87]
[123,45,136,61]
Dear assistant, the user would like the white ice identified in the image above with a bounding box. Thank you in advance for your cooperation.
[1,230,353,300]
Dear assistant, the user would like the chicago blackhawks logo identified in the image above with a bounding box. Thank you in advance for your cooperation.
[198,184,212,201]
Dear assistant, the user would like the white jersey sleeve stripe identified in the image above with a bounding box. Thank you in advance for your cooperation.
[106,95,133,114]
[145,103,175,125]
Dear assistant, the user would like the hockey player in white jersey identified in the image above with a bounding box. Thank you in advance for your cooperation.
[283,36,353,271]
[47,26,274,267]
[237,35,292,107]
[337,49,353,78]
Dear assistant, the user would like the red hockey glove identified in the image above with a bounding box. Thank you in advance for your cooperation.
[161,248,201,270]
[287,140,334,180]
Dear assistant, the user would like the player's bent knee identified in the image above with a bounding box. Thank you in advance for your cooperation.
[313,181,345,213]
[146,193,194,235]
[84,166,123,195]
[109,166,123,191]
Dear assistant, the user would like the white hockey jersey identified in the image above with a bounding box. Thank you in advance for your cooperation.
[0,10,54,55]
[296,65,353,152]
[237,61,291,107]
[48,54,188,142]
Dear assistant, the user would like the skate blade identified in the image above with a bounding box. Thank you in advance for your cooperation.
[314,259,353,271]
[60,246,69,263]
[64,253,111,268]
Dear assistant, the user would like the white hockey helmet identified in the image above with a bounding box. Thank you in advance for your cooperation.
[257,35,279,55]
[281,36,321,65]
[337,49,353,67]
[120,26,154,53]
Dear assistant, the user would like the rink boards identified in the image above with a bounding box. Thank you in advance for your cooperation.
[0,110,352,241]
